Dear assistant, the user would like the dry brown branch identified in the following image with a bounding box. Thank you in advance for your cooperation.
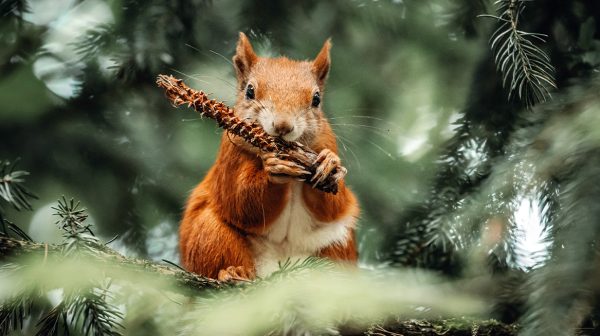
[156,74,341,194]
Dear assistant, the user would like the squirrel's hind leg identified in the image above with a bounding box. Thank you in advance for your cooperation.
[179,208,255,280]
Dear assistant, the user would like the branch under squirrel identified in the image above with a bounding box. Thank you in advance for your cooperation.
[0,236,223,292]
[156,75,341,194]
[0,236,518,335]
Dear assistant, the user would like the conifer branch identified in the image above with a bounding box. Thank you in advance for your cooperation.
[483,0,556,107]
[35,300,69,336]
[0,160,36,213]
[0,236,222,293]
[0,160,36,242]
[156,74,342,194]
[69,283,125,336]
[0,0,30,20]
[0,291,31,336]
[364,318,517,336]
[52,197,101,256]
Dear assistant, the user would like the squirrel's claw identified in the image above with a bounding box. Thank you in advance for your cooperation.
[218,266,255,282]
[332,166,347,183]
[311,149,344,188]
[261,152,309,184]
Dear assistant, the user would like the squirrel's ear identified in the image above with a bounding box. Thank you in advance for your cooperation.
[312,38,331,87]
[233,32,257,84]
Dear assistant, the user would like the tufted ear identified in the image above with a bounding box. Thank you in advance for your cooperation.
[312,38,331,87]
[232,32,257,85]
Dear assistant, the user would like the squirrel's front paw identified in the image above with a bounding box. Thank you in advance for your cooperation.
[217,266,255,282]
[311,149,347,187]
[261,152,310,184]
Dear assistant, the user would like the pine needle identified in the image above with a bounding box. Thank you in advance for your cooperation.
[482,0,556,107]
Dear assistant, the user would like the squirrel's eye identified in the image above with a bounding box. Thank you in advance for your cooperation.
[245,84,255,100]
[311,92,320,107]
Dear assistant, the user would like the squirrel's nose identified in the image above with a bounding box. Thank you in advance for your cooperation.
[273,121,294,137]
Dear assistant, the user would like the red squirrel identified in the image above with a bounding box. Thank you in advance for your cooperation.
[179,33,359,281]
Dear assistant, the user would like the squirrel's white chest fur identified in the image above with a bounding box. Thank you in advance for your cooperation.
[250,183,353,277]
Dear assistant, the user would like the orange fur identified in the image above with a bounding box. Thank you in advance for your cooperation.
[179,33,359,279]
[318,230,358,261]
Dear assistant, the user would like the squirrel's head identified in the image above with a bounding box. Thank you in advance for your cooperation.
[232,32,331,145]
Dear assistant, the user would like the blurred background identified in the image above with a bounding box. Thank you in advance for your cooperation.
[2,0,600,334]
[0,0,481,260]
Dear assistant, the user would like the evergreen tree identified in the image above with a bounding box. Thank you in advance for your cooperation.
[2,0,600,335]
